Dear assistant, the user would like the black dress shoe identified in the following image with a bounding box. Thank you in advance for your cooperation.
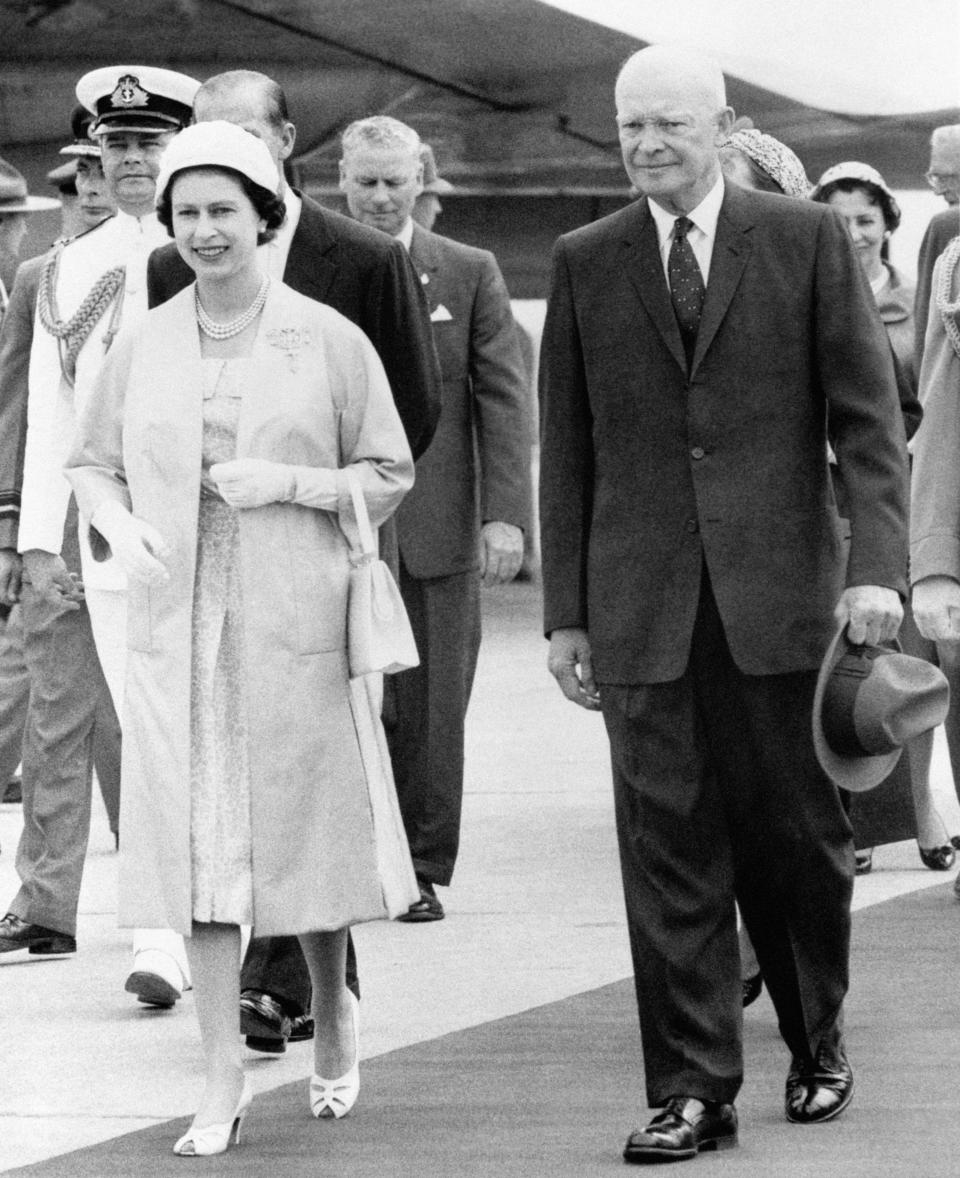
[396,878,444,923]
[0,912,76,955]
[2,777,21,804]
[918,843,955,871]
[623,1096,738,1163]
[240,989,294,1053]
[289,1012,315,1042]
[785,1040,854,1124]
[742,972,763,1008]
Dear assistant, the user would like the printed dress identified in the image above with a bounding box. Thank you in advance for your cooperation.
[189,359,253,924]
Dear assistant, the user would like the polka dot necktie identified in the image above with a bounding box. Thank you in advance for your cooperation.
[668,216,705,368]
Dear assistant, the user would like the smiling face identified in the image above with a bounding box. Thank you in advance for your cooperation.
[170,167,265,290]
[74,156,116,229]
[339,144,423,238]
[615,52,733,216]
[825,186,887,279]
[99,130,173,216]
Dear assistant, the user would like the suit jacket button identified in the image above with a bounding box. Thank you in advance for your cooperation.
[691,446,705,460]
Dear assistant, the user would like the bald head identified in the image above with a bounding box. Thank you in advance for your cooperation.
[616,45,727,112]
[615,45,734,215]
[193,70,295,191]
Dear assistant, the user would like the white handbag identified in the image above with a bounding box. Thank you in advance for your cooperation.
[344,467,419,678]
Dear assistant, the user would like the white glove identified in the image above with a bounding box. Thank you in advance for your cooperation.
[913,576,960,643]
[209,459,295,509]
[91,501,170,585]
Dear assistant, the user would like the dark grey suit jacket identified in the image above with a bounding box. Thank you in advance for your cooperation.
[399,225,531,579]
[539,181,909,684]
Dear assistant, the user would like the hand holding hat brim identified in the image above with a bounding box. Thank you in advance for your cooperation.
[812,622,950,793]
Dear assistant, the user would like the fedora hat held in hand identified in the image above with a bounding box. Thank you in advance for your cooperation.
[812,622,949,792]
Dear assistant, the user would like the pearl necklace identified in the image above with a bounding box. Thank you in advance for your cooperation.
[195,276,270,340]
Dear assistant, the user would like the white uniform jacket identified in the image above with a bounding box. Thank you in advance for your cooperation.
[20,210,169,590]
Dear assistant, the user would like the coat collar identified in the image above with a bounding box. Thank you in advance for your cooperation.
[623,181,754,375]
[280,191,340,304]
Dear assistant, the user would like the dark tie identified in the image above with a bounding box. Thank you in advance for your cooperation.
[668,216,705,367]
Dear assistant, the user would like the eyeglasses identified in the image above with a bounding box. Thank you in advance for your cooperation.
[926,171,960,189]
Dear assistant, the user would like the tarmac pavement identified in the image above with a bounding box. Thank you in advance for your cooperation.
[1,579,958,1173]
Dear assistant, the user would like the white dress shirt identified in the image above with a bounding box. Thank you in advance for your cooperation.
[648,175,725,288]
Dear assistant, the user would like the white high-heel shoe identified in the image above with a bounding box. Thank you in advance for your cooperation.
[310,991,360,1119]
[173,1078,253,1156]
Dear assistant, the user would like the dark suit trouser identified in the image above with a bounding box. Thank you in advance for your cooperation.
[10,588,106,937]
[600,578,853,1107]
[387,564,481,886]
[0,606,30,786]
[240,933,359,1012]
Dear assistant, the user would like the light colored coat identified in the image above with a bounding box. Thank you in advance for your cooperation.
[912,247,960,584]
[66,281,418,935]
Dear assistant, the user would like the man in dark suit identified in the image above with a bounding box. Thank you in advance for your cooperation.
[539,46,908,1162]
[147,70,442,1053]
[914,125,960,367]
[339,117,531,921]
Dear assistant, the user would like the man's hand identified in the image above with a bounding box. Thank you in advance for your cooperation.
[912,575,960,643]
[0,549,22,606]
[210,459,294,509]
[834,584,903,646]
[479,521,523,586]
[548,627,601,711]
[21,549,84,611]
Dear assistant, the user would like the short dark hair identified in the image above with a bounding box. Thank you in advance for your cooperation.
[156,165,286,245]
[811,177,901,234]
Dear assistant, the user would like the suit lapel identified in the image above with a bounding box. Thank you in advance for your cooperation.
[282,194,339,303]
[623,203,688,374]
[409,225,440,308]
[691,185,753,374]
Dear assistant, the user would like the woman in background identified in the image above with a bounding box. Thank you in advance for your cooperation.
[813,161,958,876]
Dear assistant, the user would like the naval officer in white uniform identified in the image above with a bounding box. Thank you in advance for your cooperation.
[0,66,199,1008]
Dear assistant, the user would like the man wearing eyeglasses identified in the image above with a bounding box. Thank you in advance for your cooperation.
[915,124,960,367]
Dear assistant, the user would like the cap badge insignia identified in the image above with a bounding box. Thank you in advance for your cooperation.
[110,75,150,109]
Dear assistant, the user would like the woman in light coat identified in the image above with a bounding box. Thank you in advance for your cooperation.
[66,122,417,1156]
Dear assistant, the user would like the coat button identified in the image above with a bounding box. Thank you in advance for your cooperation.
[686,519,699,533]
[691,446,705,460]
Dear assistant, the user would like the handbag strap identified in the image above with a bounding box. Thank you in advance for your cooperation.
[344,466,376,558]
